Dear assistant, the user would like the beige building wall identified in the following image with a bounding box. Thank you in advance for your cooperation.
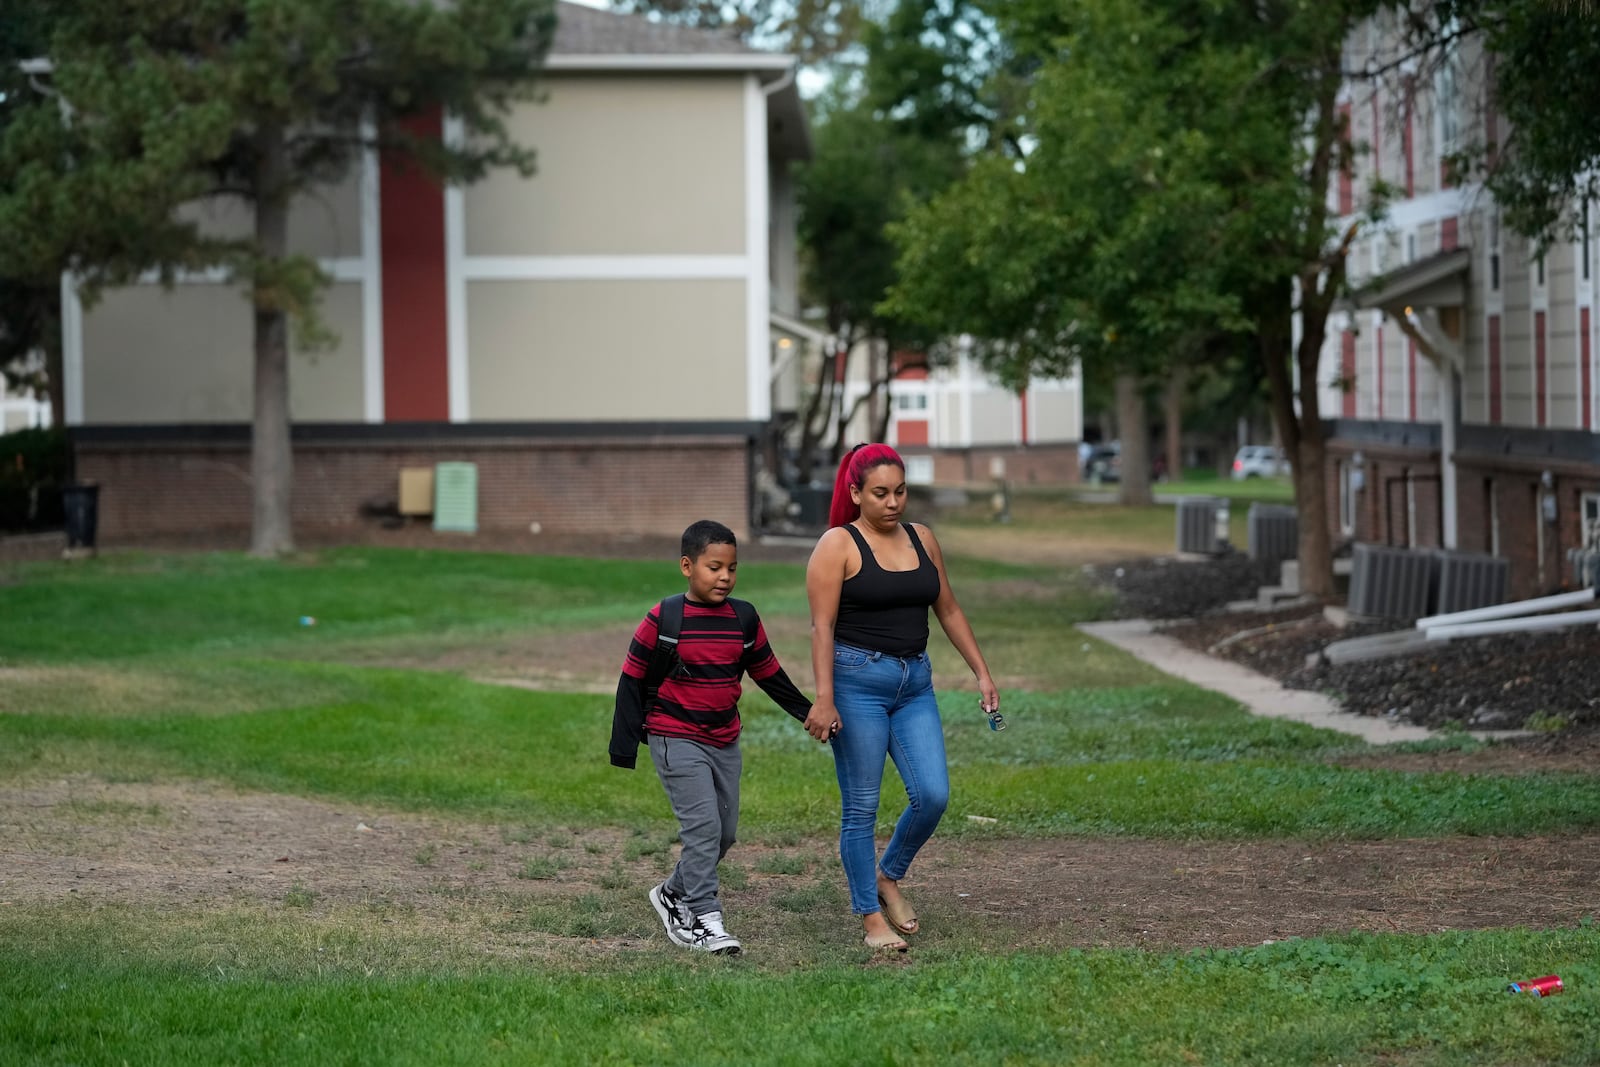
[173,173,363,261]
[80,282,366,424]
[1500,247,1535,427]
[1548,257,1580,428]
[967,391,1017,447]
[1029,386,1081,444]
[465,75,747,257]
[465,278,747,420]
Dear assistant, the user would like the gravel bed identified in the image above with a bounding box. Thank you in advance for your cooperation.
[1093,556,1600,742]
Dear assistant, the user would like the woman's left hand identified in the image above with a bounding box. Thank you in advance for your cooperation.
[977,676,1000,715]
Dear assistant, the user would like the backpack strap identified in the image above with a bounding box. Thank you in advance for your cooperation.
[728,597,759,657]
[642,594,686,707]
[643,595,758,706]
[729,598,758,655]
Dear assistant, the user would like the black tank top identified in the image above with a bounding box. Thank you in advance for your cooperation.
[834,523,942,656]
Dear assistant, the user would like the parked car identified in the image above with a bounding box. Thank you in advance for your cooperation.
[1231,445,1290,480]
[1082,442,1122,483]
[1082,441,1168,483]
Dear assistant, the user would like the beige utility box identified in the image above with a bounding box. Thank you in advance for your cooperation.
[398,467,435,516]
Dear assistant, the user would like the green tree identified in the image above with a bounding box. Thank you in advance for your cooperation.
[0,0,555,555]
[887,0,1247,506]
[1431,0,1600,244]
[0,7,62,426]
[890,0,1390,591]
[793,93,965,478]
[788,2,1005,478]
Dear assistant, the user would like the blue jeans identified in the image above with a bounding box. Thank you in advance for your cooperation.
[829,641,950,916]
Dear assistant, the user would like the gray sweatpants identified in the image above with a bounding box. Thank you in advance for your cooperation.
[649,734,741,917]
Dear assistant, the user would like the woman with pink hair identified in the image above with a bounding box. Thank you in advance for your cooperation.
[805,443,1000,952]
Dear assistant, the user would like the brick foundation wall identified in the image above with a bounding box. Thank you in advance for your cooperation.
[73,428,755,544]
[1325,434,1600,600]
[899,443,1082,487]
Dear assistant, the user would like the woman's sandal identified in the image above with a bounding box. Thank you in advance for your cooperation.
[864,929,909,952]
[878,892,919,936]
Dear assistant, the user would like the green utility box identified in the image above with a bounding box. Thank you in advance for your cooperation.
[432,462,478,533]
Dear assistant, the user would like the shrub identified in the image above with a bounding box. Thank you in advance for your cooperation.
[0,427,70,532]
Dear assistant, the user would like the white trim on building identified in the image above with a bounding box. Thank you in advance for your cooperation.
[360,117,385,424]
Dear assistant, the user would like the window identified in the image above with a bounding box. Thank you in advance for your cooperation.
[1536,254,1546,287]
[904,455,934,486]
[893,392,928,412]
[1585,202,1593,282]
[1406,472,1418,548]
[1486,478,1501,557]
[1407,233,1417,263]
[1438,59,1460,159]
[1583,492,1600,549]
[1491,212,1501,291]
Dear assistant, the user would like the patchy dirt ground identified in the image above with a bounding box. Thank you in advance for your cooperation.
[5,527,1599,958]
[4,776,1597,955]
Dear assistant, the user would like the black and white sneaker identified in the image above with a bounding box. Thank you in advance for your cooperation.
[684,910,742,955]
[648,882,693,947]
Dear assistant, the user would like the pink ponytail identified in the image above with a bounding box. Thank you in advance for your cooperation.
[827,443,906,527]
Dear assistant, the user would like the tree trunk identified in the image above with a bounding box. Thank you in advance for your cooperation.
[1162,364,1186,483]
[1257,289,1335,600]
[1114,372,1152,506]
[250,124,294,557]
[1292,274,1336,601]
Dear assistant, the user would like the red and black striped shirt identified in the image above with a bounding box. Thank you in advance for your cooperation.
[609,597,811,768]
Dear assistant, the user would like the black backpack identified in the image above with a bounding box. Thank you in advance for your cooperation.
[642,594,760,707]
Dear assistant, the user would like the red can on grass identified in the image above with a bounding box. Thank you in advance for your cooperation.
[1507,975,1563,996]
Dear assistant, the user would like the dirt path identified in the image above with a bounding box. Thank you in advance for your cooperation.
[3,776,1593,954]
[6,530,1596,957]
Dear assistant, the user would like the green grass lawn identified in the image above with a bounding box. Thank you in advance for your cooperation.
[1,545,1596,1065]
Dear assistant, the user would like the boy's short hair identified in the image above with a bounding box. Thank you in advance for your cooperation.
[681,519,737,561]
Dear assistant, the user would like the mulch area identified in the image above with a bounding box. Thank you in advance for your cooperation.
[1089,552,1600,755]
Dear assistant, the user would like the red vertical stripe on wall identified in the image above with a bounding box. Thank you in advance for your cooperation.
[1440,217,1458,251]
[1488,314,1502,424]
[1341,331,1356,416]
[1337,103,1354,216]
[379,108,450,422]
[1019,389,1029,444]
[1583,307,1593,431]
[1408,338,1418,420]
[1535,310,1547,426]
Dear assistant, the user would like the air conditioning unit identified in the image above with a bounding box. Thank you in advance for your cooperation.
[1571,547,1600,589]
[1175,497,1226,555]
[1346,542,1437,621]
[1247,504,1298,567]
[1432,550,1509,615]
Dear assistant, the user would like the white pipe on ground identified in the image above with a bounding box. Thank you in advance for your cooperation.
[1424,608,1600,641]
[1416,586,1596,630]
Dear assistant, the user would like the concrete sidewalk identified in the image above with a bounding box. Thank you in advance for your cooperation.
[1078,618,1439,744]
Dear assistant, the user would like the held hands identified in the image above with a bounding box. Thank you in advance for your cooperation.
[804,702,843,743]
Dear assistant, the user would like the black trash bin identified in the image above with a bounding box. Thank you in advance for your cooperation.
[62,483,100,550]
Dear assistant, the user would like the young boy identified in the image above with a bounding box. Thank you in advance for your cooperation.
[610,519,816,955]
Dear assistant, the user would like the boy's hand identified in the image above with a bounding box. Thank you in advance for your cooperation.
[804,703,842,743]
